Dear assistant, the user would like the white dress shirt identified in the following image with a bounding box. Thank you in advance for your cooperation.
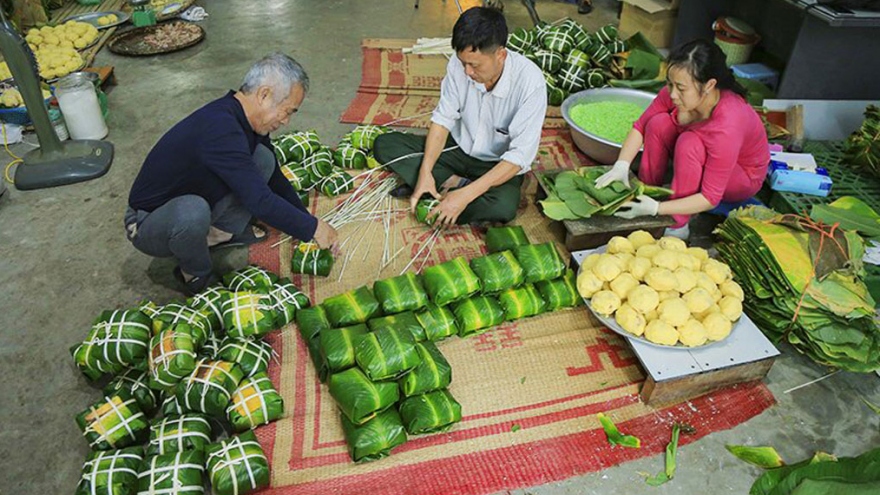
[431,50,547,174]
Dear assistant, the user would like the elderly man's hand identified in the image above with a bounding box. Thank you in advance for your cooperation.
[430,188,473,227]
[313,219,338,250]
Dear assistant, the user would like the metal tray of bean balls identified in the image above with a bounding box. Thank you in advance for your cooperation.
[107,21,204,56]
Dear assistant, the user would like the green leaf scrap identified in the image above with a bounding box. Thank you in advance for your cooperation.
[511,423,521,433]
[597,412,640,449]
[726,445,786,469]
[644,423,680,486]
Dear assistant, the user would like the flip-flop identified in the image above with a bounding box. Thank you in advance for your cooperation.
[172,266,219,296]
[211,223,268,250]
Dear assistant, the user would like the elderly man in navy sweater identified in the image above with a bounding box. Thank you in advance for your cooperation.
[126,53,337,294]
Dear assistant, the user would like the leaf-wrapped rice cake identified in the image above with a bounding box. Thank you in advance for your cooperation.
[146,414,213,456]
[319,170,355,197]
[295,305,331,342]
[76,391,150,451]
[349,124,389,151]
[415,304,460,341]
[223,266,278,292]
[470,250,525,293]
[199,329,223,359]
[281,164,314,191]
[513,242,566,284]
[218,337,273,378]
[334,142,367,169]
[227,372,284,431]
[103,369,159,416]
[367,311,426,342]
[415,199,440,225]
[498,284,547,320]
[188,287,231,334]
[268,279,310,326]
[323,285,382,327]
[138,450,205,495]
[273,130,320,164]
[151,303,211,345]
[341,408,407,463]
[74,309,152,375]
[485,225,530,253]
[355,325,421,381]
[205,430,269,495]
[399,389,462,435]
[71,341,124,381]
[422,257,482,306]
[303,147,335,180]
[75,446,143,495]
[329,367,399,425]
[535,269,582,311]
[160,394,191,417]
[453,295,505,337]
[148,325,198,390]
[290,241,335,277]
[373,272,429,314]
[399,341,451,397]
[320,324,368,373]
[222,292,279,338]
[176,359,244,417]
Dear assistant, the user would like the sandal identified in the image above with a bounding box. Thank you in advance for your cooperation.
[211,223,269,250]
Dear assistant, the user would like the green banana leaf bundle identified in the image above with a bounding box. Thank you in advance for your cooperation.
[535,269,583,311]
[508,27,536,54]
[715,207,880,372]
[200,329,223,360]
[146,414,213,456]
[373,272,430,314]
[422,257,482,306]
[218,337,273,378]
[415,199,440,225]
[453,295,506,337]
[188,287,231,335]
[103,369,159,416]
[557,63,588,93]
[303,147,335,181]
[71,343,124,381]
[74,309,152,376]
[542,27,575,54]
[281,164,314,191]
[844,105,880,177]
[75,446,144,495]
[151,303,211,345]
[291,242,335,277]
[205,430,269,495]
[513,242,567,284]
[349,125,390,152]
[319,170,356,197]
[368,311,426,342]
[498,284,547,320]
[399,389,462,435]
[399,341,452,397]
[414,304,460,342]
[138,300,162,320]
[223,265,278,292]
[310,336,329,382]
[329,367,399,425]
[745,447,880,495]
[268,279,310,326]
[138,450,205,495]
[222,292,279,339]
[320,324,369,373]
[76,391,150,451]
[148,326,198,390]
[485,225,530,253]
[341,408,407,463]
[470,250,525,293]
[531,49,563,74]
[295,305,331,342]
[355,325,421,381]
[334,142,368,169]
[227,372,284,431]
[160,394,191,417]
[175,359,244,417]
[273,130,321,164]
[323,285,382,327]
[810,196,880,240]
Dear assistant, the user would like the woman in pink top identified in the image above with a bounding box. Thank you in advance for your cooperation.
[595,39,770,238]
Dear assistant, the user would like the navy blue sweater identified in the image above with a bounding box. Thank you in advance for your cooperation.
[128,92,318,242]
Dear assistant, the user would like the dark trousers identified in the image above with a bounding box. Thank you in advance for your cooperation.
[124,144,275,277]
[373,132,523,224]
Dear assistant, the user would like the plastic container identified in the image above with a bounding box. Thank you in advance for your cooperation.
[713,17,760,66]
[732,63,779,91]
[48,108,68,141]
[55,73,107,140]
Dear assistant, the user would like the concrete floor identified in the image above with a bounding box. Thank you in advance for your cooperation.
[0,0,878,493]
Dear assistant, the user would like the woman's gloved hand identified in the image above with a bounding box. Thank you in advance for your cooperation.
[594,160,631,189]
[614,195,659,219]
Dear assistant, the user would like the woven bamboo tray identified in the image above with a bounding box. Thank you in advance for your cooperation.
[107,21,204,56]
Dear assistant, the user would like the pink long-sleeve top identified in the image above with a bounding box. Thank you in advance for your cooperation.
[633,87,770,205]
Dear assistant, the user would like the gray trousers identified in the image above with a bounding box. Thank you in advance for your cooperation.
[124,145,275,277]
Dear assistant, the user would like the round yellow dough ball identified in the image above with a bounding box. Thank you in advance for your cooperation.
[644,309,659,322]
[674,267,697,293]
[610,273,640,300]
[628,257,652,281]
[696,272,718,294]
[658,297,690,327]
[582,253,601,271]
[591,290,621,316]
[97,16,111,26]
[607,236,635,254]
[652,250,680,271]
[627,230,655,249]
[677,253,701,271]
[645,319,679,346]
[614,251,634,267]
[644,267,677,292]
[687,246,710,262]
[719,296,743,321]
[592,254,622,282]
[694,303,720,321]
[658,290,678,301]
[626,284,660,314]
[703,312,733,341]
[658,236,687,252]
[703,259,732,285]
[719,280,744,301]
[615,303,647,336]
[636,243,663,260]
[683,287,714,314]
[678,319,709,347]
[577,270,604,298]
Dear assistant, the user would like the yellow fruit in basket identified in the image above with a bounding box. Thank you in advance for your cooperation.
[673,267,697,293]
[645,320,678,346]
[703,312,732,341]
[703,259,732,285]
[616,303,647,336]
[636,243,662,259]
[592,254,622,282]
[627,230,655,250]
[610,273,639,300]
[652,250,680,271]
[644,267,676,292]
[658,236,687,252]
[720,280,744,301]
[628,257,652,281]
[607,236,634,254]
[678,319,708,347]
[683,287,714,314]
[658,297,689,327]
[591,290,621,316]
[719,296,743,321]
[627,285,659,314]
[577,271,603,298]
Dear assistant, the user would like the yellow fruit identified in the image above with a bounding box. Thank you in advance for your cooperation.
[703,312,732,341]
[658,297,690,327]
[719,296,743,321]
[591,290,621,316]
[652,250,680,271]
[628,257,652,281]
[616,303,647,336]
[592,254,622,282]
[678,319,708,347]
[644,267,676,292]
[645,320,678,346]
[607,236,634,254]
[627,285,660,314]
[610,273,639,300]
[627,230,655,250]
[683,287,714,314]
[658,236,687,252]
[719,280,744,301]
[577,271,604,298]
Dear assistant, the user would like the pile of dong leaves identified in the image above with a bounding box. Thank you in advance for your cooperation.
[538,165,672,221]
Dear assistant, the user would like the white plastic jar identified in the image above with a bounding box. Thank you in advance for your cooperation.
[55,73,107,140]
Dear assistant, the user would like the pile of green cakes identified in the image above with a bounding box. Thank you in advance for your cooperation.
[273,129,356,199]
[70,266,308,495]
[333,124,389,172]
[297,225,583,462]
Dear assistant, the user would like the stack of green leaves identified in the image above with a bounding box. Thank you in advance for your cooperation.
[715,206,880,372]
[844,104,880,177]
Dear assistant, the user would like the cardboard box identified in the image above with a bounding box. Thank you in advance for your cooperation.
[618,0,680,49]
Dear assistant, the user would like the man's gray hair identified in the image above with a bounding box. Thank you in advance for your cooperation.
[240,53,310,103]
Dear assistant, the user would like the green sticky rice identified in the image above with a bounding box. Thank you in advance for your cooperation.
[569,101,645,144]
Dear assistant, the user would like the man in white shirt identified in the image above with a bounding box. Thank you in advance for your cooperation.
[373,7,547,225]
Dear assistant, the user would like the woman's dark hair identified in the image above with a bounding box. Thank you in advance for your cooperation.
[667,39,748,99]
[452,7,508,53]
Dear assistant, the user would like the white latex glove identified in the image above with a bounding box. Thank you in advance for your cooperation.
[614,195,659,219]
[594,160,631,189]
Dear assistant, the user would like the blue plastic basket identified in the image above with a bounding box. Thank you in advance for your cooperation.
[0,94,54,126]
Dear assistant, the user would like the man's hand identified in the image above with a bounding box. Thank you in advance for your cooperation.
[614,195,659,219]
[430,188,474,227]
[595,160,631,189]
[409,173,442,213]
[313,219,338,250]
